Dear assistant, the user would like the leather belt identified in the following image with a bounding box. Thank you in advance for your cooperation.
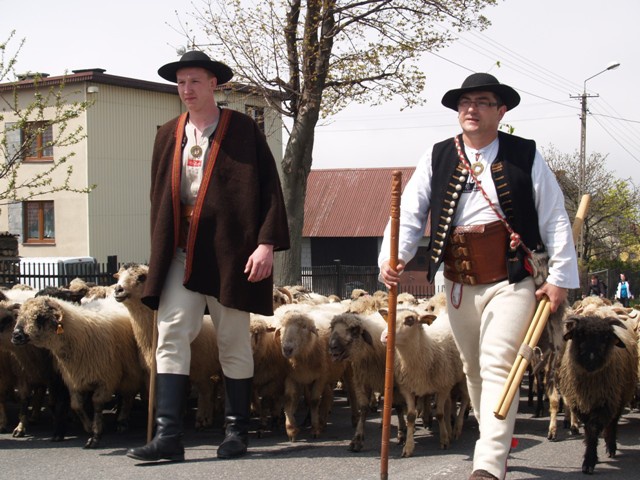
[177,204,194,249]
[443,220,508,285]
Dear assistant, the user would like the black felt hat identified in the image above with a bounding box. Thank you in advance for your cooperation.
[158,50,233,85]
[441,73,520,111]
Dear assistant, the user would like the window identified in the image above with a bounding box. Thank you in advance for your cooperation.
[24,121,54,161]
[245,105,265,133]
[23,201,55,244]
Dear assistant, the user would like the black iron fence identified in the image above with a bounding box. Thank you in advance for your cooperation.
[300,262,435,299]
[0,256,121,291]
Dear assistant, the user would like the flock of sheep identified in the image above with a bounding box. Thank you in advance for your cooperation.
[0,263,639,475]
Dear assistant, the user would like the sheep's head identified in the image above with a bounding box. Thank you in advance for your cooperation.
[328,313,373,361]
[272,286,293,311]
[0,303,20,343]
[563,315,626,372]
[278,311,318,359]
[12,297,64,347]
[113,263,148,303]
[378,308,436,345]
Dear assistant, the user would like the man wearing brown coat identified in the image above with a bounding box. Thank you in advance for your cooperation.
[127,50,290,462]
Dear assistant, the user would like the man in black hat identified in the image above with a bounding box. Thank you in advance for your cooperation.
[126,51,290,462]
[379,73,578,479]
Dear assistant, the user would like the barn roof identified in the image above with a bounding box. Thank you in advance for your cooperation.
[303,167,418,237]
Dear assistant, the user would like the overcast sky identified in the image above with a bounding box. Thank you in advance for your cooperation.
[3,0,639,184]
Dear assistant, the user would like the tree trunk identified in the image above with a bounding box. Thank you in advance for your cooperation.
[273,113,316,286]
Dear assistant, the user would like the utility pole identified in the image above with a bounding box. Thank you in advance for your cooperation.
[570,61,621,260]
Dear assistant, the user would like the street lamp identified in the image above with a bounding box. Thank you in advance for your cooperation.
[571,61,620,259]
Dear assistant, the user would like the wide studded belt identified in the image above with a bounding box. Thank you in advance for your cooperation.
[443,220,508,285]
[177,204,194,249]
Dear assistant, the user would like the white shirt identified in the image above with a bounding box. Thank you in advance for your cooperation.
[181,119,218,205]
[378,137,580,289]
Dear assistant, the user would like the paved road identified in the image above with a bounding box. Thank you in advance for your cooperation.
[2,388,639,480]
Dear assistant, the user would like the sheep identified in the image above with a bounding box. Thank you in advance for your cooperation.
[328,311,407,452]
[380,308,469,458]
[112,262,223,430]
[275,304,351,441]
[12,296,145,448]
[0,349,17,433]
[557,313,639,474]
[396,292,418,306]
[0,302,54,438]
[272,286,293,311]
[249,314,289,434]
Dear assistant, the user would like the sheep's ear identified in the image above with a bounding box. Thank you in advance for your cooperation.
[607,318,628,348]
[113,272,119,280]
[562,316,578,341]
[378,308,389,323]
[266,326,276,333]
[419,313,437,325]
[274,327,281,343]
[360,328,373,347]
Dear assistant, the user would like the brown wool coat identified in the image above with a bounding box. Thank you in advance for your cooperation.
[142,108,290,316]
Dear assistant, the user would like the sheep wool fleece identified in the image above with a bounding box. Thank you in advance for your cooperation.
[142,108,290,316]
[445,277,536,480]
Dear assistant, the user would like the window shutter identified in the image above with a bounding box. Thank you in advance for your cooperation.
[5,122,22,163]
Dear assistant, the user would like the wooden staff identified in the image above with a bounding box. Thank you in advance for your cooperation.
[147,310,158,443]
[380,171,402,480]
[494,194,591,419]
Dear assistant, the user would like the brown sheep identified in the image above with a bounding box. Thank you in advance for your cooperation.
[12,296,144,448]
[558,313,638,474]
[328,311,407,452]
[275,306,350,441]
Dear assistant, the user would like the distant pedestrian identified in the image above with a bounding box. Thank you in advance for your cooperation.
[615,273,633,307]
[585,274,606,298]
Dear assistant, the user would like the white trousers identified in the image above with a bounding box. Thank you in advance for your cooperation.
[156,249,253,379]
[445,277,536,479]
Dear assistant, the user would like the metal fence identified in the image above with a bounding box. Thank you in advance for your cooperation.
[300,263,435,299]
[0,257,120,291]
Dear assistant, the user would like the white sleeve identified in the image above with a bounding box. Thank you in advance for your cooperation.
[532,150,580,289]
[378,149,432,268]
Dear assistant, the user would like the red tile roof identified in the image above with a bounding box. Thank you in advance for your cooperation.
[303,167,418,237]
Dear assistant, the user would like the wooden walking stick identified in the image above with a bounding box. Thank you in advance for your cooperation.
[494,194,591,419]
[147,310,158,443]
[380,171,402,480]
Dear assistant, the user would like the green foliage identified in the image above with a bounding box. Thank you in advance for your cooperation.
[0,31,95,208]
[542,144,640,269]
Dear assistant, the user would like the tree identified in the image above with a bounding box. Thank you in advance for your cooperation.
[0,31,94,213]
[176,0,497,285]
[542,145,640,269]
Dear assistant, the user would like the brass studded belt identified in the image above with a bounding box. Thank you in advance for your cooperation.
[177,204,194,249]
[443,220,508,285]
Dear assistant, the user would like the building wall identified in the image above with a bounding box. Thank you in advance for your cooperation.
[0,86,91,258]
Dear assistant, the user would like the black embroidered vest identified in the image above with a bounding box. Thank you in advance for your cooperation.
[426,131,543,284]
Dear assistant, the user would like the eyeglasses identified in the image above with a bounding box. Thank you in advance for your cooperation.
[457,99,499,110]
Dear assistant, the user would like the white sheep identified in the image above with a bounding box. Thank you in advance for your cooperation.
[12,296,145,448]
[112,262,223,430]
[328,310,407,452]
[557,312,639,474]
[380,308,469,458]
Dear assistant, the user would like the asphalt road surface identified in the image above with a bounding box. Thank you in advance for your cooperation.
[1,387,639,480]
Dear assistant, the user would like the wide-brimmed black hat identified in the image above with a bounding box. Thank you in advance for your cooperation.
[158,50,233,85]
[441,73,520,111]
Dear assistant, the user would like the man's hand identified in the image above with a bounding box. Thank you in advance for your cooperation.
[245,244,274,282]
[379,259,406,289]
[535,282,568,312]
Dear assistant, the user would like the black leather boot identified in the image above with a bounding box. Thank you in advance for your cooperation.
[217,376,252,459]
[126,374,189,462]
